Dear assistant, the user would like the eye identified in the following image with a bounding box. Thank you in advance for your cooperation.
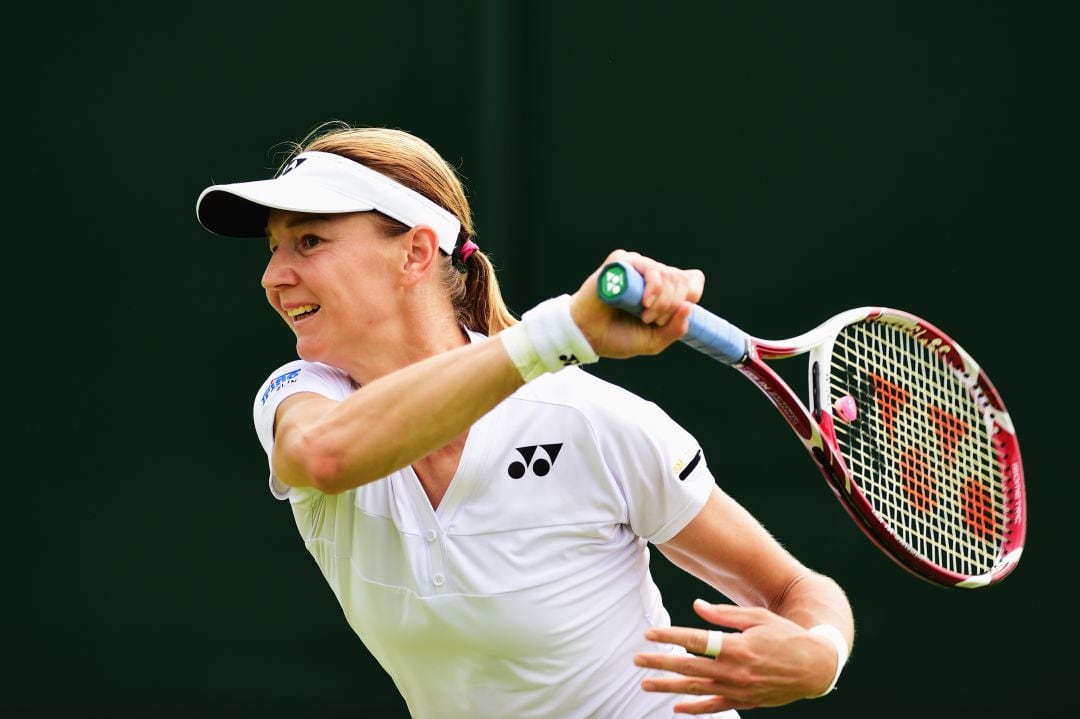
[299,234,323,251]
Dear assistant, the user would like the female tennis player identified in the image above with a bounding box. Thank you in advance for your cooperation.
[195,123,854,718]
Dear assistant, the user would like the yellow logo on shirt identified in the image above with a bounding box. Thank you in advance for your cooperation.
[672,447,703,481]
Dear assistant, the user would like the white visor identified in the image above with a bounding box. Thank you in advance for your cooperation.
[195,151,461,254]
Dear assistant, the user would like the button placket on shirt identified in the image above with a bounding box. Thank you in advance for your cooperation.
[424,524,448,593]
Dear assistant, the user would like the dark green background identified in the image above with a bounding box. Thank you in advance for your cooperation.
[8,1,1075,717]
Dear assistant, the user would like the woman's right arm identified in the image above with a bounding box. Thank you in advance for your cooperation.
[270,335,523,493]
[271,249,704,494]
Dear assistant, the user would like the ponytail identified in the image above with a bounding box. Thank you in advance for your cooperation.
[441,249,517,335]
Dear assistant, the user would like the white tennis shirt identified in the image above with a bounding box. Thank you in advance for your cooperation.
[253,333,739,719]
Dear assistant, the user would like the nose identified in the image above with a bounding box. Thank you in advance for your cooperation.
[260,249,299,291]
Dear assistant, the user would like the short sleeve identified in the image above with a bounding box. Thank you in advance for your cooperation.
[583,382,715,544]
[252,360,356,500]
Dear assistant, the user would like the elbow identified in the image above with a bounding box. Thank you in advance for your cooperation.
[305,452,348,494]
[291,432,351,494]
[295,431,384,494]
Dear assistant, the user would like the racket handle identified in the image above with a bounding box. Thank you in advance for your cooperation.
[597,261,750,365]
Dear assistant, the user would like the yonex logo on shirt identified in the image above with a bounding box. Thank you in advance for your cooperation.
[508,444,563,478]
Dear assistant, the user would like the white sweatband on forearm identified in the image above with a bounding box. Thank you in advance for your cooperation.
[499,294,599,382]
[808,624,849,697]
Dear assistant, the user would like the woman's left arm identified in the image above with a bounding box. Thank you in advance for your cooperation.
[635,486,855,714]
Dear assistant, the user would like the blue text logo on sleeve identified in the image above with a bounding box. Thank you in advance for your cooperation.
[261,369,303,405]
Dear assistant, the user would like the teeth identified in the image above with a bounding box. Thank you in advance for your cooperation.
[286,304,319,318]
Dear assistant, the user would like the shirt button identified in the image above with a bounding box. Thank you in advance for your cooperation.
[432,573,445,587]
[425,530,437,542]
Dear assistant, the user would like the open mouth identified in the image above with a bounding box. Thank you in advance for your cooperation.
[286,304,321,321]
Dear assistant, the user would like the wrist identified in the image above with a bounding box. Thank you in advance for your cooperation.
[499,294,599,383]
[808,624,849,697]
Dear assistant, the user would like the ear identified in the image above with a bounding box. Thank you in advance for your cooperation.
[399,225,441,287]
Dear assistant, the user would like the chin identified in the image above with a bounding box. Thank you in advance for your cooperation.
[294,338,327,365]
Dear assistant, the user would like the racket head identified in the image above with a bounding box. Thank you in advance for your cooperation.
[807,308,1025,589]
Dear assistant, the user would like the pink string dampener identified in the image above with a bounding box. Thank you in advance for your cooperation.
[834,395,858,423]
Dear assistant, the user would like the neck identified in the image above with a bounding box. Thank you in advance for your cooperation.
[340,304,469,386]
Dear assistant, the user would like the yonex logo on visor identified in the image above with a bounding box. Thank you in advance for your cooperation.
[196,151,462,253]
[279,157,307,176]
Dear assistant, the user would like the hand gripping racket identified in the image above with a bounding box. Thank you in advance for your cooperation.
[597,261,1025,589]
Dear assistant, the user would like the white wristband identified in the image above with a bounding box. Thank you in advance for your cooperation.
[808,624,848,697]
[499,294,599,382]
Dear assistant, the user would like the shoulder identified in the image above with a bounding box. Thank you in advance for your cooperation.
[251,359,356,439]
[251,359,356,464]
[253,359,355,409]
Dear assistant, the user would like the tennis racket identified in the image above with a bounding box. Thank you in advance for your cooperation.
[597,261,1025,589]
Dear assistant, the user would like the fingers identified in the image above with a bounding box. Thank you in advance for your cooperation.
[635,650,727,677]
[644,626,722,657]
[639,265,699,327]
[571,250,705,359]
[634,654,741,712]
[641,601,775,659]
[692,599,772,631]
[672,696,737,715]
[636,600,839,711]
[640,670,724,694]
[605,249,703,328]
[634,599,850,712]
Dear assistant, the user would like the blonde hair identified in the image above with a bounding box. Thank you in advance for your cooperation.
[281,122,517,335]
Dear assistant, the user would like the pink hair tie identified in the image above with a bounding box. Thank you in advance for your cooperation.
[454,239,479,271]
[458,239,479,263]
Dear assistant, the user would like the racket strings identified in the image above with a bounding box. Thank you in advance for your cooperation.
[829,321,1006,578]
[844,369,999,569]
[839,331,1001,568]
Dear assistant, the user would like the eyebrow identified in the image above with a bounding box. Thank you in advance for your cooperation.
[286,213,330,228]
[265,213,331,240]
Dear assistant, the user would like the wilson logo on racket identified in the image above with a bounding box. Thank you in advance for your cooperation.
[507,444,562,478]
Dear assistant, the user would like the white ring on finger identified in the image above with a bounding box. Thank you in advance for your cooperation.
[703,630,725,658]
